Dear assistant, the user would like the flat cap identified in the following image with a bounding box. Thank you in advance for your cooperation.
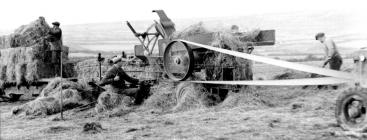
[315,32,325,40]
[52,21,60,26]
[112,56,122,64]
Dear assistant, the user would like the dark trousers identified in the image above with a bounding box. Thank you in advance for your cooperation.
[52,50,61,76]
[329,55,343,70]
[112,85,150,105]
[328,55,343,89]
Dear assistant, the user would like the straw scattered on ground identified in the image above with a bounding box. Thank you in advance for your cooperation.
[11,78,94,117]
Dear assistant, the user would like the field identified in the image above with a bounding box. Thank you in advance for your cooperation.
[0,60,360,140]
[1,10,366,140]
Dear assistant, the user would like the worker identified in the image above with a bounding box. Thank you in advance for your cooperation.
[315,32,342,70]
[122,51,127,58]
[47,21,63,76]
[315,32,342,89]
[98,56,149,105]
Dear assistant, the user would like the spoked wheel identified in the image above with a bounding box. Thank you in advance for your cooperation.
[163,41,194,81]
[336,88,367,132]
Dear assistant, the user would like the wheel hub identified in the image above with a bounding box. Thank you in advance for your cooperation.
[344,97,367,125]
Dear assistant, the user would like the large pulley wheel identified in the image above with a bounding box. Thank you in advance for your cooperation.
[336,88,367,132]
[163,41,194,81]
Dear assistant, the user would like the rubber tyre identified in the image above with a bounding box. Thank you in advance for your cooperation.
[335,87,367,132]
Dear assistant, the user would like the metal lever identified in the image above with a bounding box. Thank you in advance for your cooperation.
[126,21,139,37]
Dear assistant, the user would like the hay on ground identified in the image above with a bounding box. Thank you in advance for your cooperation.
[12,78,94,117]
[141,82,176,111]
[94,90,133,113]
[172,82,221,112]
[82,122,105,134]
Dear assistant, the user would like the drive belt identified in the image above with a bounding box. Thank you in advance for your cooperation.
[178,40,355,85]
[189,77,352,86]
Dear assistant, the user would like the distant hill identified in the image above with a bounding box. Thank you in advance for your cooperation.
[1,11,366,57]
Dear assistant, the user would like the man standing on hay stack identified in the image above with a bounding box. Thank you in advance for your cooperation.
[47,21,63,76]
[98,56,150,105]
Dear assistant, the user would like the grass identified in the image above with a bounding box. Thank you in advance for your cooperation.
[0,60,358,139]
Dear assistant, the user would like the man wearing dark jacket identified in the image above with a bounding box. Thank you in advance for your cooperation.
[47,21,63,76]
[99,56,149,105]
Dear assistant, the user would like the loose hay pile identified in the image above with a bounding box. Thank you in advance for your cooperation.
[141,82,221,112]
[12,78,94,117]
[0,17,73,87]
[95,91,133,113]
[142,82,176,111]
[172,82,221,111]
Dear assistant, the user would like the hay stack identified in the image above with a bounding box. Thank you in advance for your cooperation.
[0,17,49,49]
[0,17,72,86]
[12,78,93,116]
[174,22,254,81]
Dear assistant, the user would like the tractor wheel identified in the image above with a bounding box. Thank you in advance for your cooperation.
[336,87,367,132]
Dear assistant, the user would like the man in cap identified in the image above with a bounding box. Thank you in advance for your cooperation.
[47,21,63,76]
[98,56,149,105]
[315,32,342,70]
[315,32,342,89]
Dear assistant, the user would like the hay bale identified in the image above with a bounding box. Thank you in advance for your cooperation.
[0,35,12,49]
[12,78,93,117]
[15,63,27,85]
[0,65,7,81]
[25,60,41,82]
[95,91,133,113]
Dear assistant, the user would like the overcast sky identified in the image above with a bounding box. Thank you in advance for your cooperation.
[0,0,366,30]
